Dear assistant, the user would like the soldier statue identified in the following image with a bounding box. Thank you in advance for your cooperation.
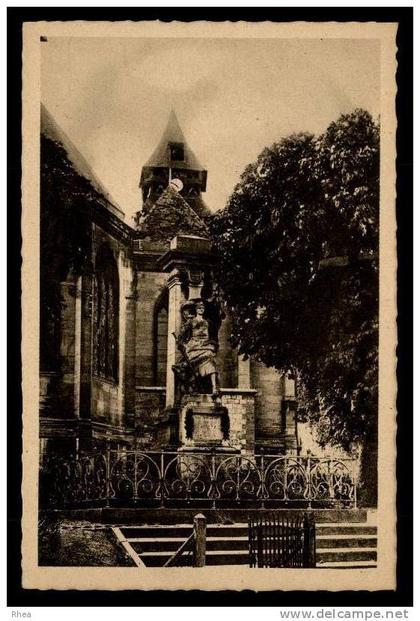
[174,296,225,400]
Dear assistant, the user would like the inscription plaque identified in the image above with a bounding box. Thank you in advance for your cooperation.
[193,412,223,445]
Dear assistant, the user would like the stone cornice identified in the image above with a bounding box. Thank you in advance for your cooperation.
[91,200,134,246]
[39,417,134,439]
[157,248,217,273]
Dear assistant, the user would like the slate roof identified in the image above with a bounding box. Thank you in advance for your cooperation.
[186,194,212,220]
[144,110,206,171]
[41,104,124,218]
[139,186,209,246]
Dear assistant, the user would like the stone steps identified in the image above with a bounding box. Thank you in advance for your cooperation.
[316,547,377,564]
[316,525,377,536]
[317,560,378,569]
[316,535,377,548]
[120,524,247,539]
[118,520,377,568]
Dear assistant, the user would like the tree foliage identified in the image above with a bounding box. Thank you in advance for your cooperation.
[210,110,379,452]
[40,135,94,370]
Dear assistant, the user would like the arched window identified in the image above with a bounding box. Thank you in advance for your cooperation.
[93,244,119,382]
[153,289,168,386]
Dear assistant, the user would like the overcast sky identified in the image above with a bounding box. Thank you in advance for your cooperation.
[41,37,380,224]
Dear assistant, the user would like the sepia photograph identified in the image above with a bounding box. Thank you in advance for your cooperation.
[18,17,401,594]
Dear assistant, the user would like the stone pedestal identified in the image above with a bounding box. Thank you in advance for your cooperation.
[180,394,229,448]
[179,389,256,453]
[192,408,224,446]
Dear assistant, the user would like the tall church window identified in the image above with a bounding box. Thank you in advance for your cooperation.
[154,290,168,386]
[93,244,119,382]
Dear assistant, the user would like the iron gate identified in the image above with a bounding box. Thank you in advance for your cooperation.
[248,512,316,567]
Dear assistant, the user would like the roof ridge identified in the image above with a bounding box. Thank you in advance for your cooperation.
[143,186,207,226]
[155,186,207,223]
[41,103,124,218]
[139,186,209,242]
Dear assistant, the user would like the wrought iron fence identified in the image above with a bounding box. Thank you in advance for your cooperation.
[39,450,357,509]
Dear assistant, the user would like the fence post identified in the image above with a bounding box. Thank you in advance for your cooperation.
[260,455,265,508]
[105,448,111,508]
[352,458,358,508]
[211,454,216,510]
[257,522,263,567]
[283,456,289,504]
[160,451,165,508]
[306,456,312,508]
[328,459,335,503]
[303,512,316,567]
[194,513,206,567]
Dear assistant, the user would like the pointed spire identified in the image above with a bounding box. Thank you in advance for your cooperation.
[138,110,209,223]
[144,110,205,171]
[163,109,186,145]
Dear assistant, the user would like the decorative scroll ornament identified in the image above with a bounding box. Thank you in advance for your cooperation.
[40,451,356,509]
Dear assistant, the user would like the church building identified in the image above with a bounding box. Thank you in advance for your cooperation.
[39,106,299,458]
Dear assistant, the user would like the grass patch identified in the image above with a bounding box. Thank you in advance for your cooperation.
[38,514,134,567]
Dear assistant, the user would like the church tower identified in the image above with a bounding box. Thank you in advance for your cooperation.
[137,111,210,224]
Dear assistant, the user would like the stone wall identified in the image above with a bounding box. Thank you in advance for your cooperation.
[251,361,282,447]
[217,311,238,389]
[91,378,119,425]
[251,362,298,453]
[54,278,78,418]
[134,387,166,444]
[135,271,168,387]
[221,389,256,453]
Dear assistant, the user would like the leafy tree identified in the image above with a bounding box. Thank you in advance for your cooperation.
[40,135,94,371]
[209,110,379,504]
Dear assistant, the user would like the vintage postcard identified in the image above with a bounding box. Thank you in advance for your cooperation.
[21,19,398,591]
